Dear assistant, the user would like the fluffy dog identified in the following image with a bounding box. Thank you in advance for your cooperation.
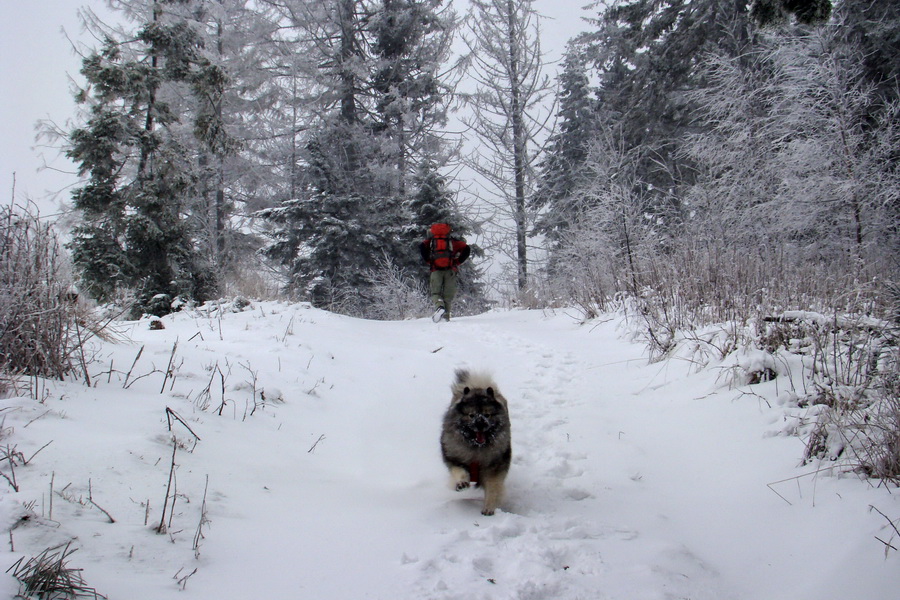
[440,369,512,516]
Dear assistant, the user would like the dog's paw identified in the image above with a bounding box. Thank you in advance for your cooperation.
[455,481,471,491]
[481,507,495,516]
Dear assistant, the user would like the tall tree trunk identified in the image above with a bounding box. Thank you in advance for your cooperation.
[290,69,301,200]
[397,119,407,198]
[214,19,227,270]
[339,0,359,125]
[507,0,528,290]
[139,3,163,179]
[338,0,360,178]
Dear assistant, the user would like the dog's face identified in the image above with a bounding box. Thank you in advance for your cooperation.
[453,387,507,447]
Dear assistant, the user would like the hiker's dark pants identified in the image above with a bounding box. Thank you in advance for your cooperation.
[429,269,458,314]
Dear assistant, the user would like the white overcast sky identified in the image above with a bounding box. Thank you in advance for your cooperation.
[0,1,590,216]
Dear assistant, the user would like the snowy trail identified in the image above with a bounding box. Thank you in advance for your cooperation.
[1,304,897,600]
[391,312,896,600]
[404,312,733,600]
[408,314,615,599]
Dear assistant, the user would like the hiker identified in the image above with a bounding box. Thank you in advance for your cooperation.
[420,223,470,321]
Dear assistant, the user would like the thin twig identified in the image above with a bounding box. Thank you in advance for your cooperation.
[766,465,842,506]
[122,346,144,389]
[174,567,197,591]
[0,445,19,491]
[308,434,326,454]
[123,369,161,389]
[160,339,179,394]
[157,441,178,534]
[25,440,53,464]
[23,410,51,428]
[165,408,201,443]
[870,504,900,555]
[216,364,228,416]
[73,318,91,388]
[88,479,115,523]
[193,475,210,559]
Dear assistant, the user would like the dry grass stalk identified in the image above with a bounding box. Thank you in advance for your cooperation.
[7,542,107,599]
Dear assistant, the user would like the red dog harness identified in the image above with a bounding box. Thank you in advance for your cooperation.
[469,461,481,485]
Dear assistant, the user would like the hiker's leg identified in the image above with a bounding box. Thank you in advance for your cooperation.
[429,271,445,308]
[443,271,458,317]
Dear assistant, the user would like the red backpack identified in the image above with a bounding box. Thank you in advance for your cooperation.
[429,223,453,269]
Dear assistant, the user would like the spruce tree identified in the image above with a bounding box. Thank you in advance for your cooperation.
[533,44,600,244]
[581,0,758,206]
[260,114,411,309]
[750,0,832,26]
[258,0,464,311]
[834,0,900,106]
[183,0,274,286]
[410,160,458,228]
[371,0,455,198]
[67,2,220,315]
[259,0,396,307]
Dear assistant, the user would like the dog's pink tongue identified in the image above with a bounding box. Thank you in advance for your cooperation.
[476,432,486,444]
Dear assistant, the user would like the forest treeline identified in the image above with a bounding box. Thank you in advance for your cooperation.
[538,0,899,331]
[32,0,896,325]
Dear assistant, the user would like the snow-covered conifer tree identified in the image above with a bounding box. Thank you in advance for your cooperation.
[258,0,464,311]
[532,43,600,246]
[67,0,222,315]
[371,0,456,198]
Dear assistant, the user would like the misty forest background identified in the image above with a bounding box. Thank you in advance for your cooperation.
[11,0,899,321]
[2,0,899,481]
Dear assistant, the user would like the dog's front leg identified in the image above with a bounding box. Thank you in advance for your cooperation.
[480,475,505,516]
[449,465,470,490]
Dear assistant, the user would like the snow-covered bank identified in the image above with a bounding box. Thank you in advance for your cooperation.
[1,303,897,599]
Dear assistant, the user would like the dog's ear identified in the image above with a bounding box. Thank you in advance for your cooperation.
[486,387,494,398]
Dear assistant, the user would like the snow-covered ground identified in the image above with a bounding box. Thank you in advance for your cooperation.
[0,302,897,599]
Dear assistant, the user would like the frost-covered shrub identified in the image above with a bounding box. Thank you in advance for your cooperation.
[817,346,900,484]
[362,254,431,321]
[863,364,900,482]
[771,313,900,484]
[0,205,80,380]
[802,376,900,485]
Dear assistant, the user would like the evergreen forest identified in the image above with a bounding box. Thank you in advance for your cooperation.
[23,0,900,327]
